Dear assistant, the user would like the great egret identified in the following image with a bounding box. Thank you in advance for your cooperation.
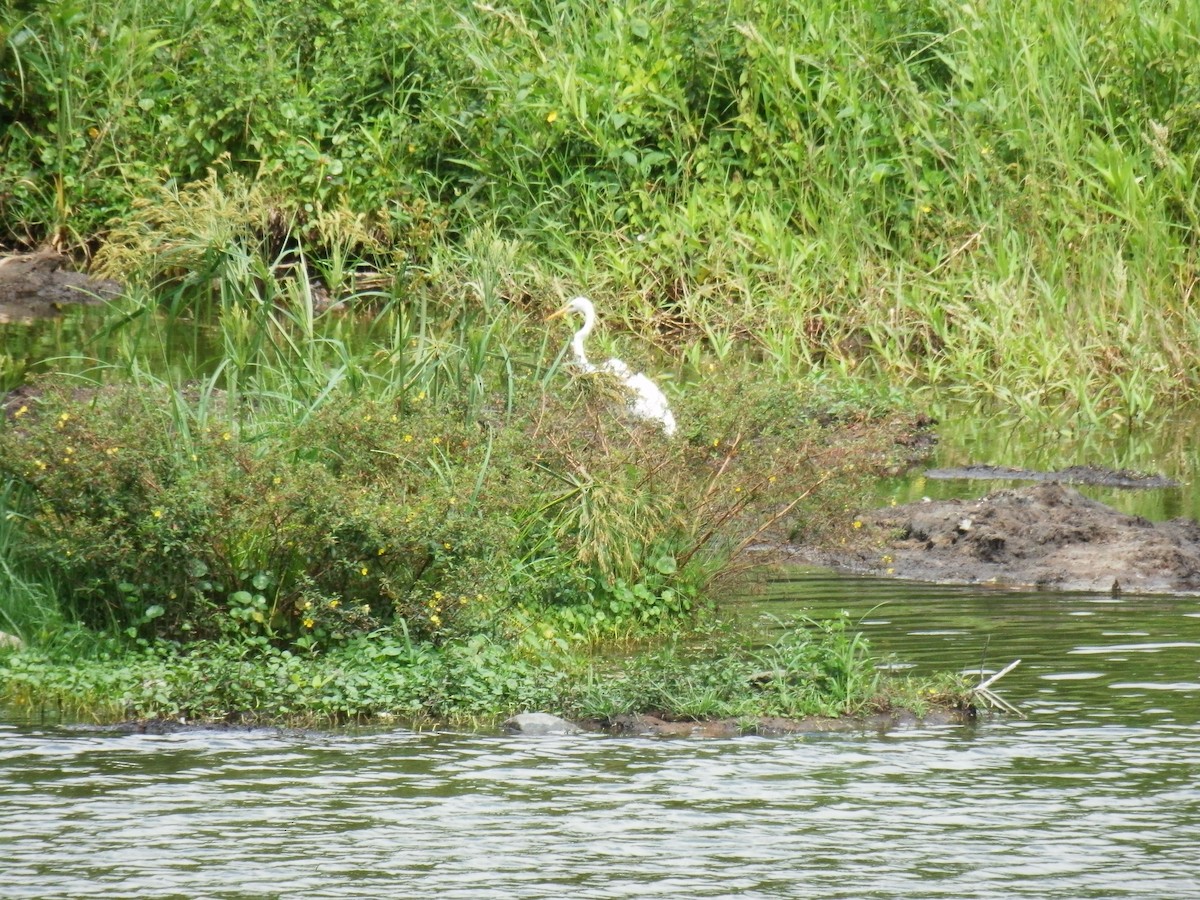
[548,296,677,437]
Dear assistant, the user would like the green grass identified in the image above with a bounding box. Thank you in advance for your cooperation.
[3,0,1199,420]
[0,614,969,726]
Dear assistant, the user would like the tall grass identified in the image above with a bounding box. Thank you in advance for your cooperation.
[4,0,1199,418]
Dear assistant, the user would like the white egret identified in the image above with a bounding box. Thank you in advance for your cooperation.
[548,296,677,437]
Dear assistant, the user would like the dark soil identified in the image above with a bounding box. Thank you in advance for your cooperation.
[795,482,1200,594]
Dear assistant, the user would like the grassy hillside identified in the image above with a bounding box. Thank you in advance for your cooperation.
[3,0,1199,413]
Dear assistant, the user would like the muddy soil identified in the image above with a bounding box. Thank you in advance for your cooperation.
[0,252,120,321]
[795,482,1200,594]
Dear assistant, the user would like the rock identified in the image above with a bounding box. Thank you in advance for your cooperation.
[0,630,25,650]
[797,483,1200,594]
[0,252,121,321]
[501,712,581,736]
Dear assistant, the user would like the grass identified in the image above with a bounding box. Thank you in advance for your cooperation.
[0,614,971,726]
[3,0,1199,421]
[4,0,1190,724]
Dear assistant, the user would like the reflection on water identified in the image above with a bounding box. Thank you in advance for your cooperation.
[876,400,1200,522]
[4,572,1199,899]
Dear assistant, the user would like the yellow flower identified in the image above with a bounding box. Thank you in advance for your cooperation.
[222,431,232,441]
[403,434,413,443]
[152,508,163,519]
[429,614,442,626]
[303,617,315,629]
[432,436,441,445]
[852,520,863,529]
[329,599,341,609]
[443,542,452,550]
[13,405,27,418]
[377,547,387,555]
[360,566,369,576]
[273,476,282,485]
[105,447,118,456]
[546,110,558,124]
[303,601,313,610]
[433,591,444,601]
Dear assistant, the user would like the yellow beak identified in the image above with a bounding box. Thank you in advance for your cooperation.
[545,306,568,322]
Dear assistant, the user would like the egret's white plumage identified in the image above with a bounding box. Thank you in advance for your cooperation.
[548,296,677,437]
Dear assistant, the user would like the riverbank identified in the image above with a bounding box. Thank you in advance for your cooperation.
[0,612,975,730]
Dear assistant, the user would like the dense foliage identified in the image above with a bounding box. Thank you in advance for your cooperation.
[3,0,1199,415]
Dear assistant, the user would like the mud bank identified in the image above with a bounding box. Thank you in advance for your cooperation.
[795,483,1200,594]
[0,252,120,321]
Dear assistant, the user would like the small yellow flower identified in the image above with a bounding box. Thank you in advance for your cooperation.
[712,438,719,447]
[403,434,413,443]
[377,547,386,555]
[433,591,444,601]
[273,476,282,485]
[303,601,313,610]
[87,126,99,138]
[303,617,315,629]
[733,486,742,493]
[852,520,863,529]
[360,604,370,614]
[429,614,441,627]
[360,566,369,576]
[364,414,372,422]
[152,508,163,519]
[329,599,341,609]
[222,431,232,441]
[34,460,46,470]
[14,405,27,418]
[546,110,558,124]
[105,447,118,456]
[921,204,932,214]
[768,475,777,484]
[432,436,441,445]
[443,542,452,550]
[407,143,416,154]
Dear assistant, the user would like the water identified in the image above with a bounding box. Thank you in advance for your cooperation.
[4,572,1198,899]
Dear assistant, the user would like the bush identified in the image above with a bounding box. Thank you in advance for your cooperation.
[0,363,894,649]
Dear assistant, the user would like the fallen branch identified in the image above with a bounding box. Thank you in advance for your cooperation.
[972,658,1025,718]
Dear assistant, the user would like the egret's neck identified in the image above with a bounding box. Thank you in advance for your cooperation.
[570,312,596,372]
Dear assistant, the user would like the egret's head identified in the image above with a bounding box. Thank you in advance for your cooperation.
[547,296,594,322]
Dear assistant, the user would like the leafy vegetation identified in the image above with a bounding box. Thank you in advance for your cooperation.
[4,0,1199,419]
[0,613,969,726]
